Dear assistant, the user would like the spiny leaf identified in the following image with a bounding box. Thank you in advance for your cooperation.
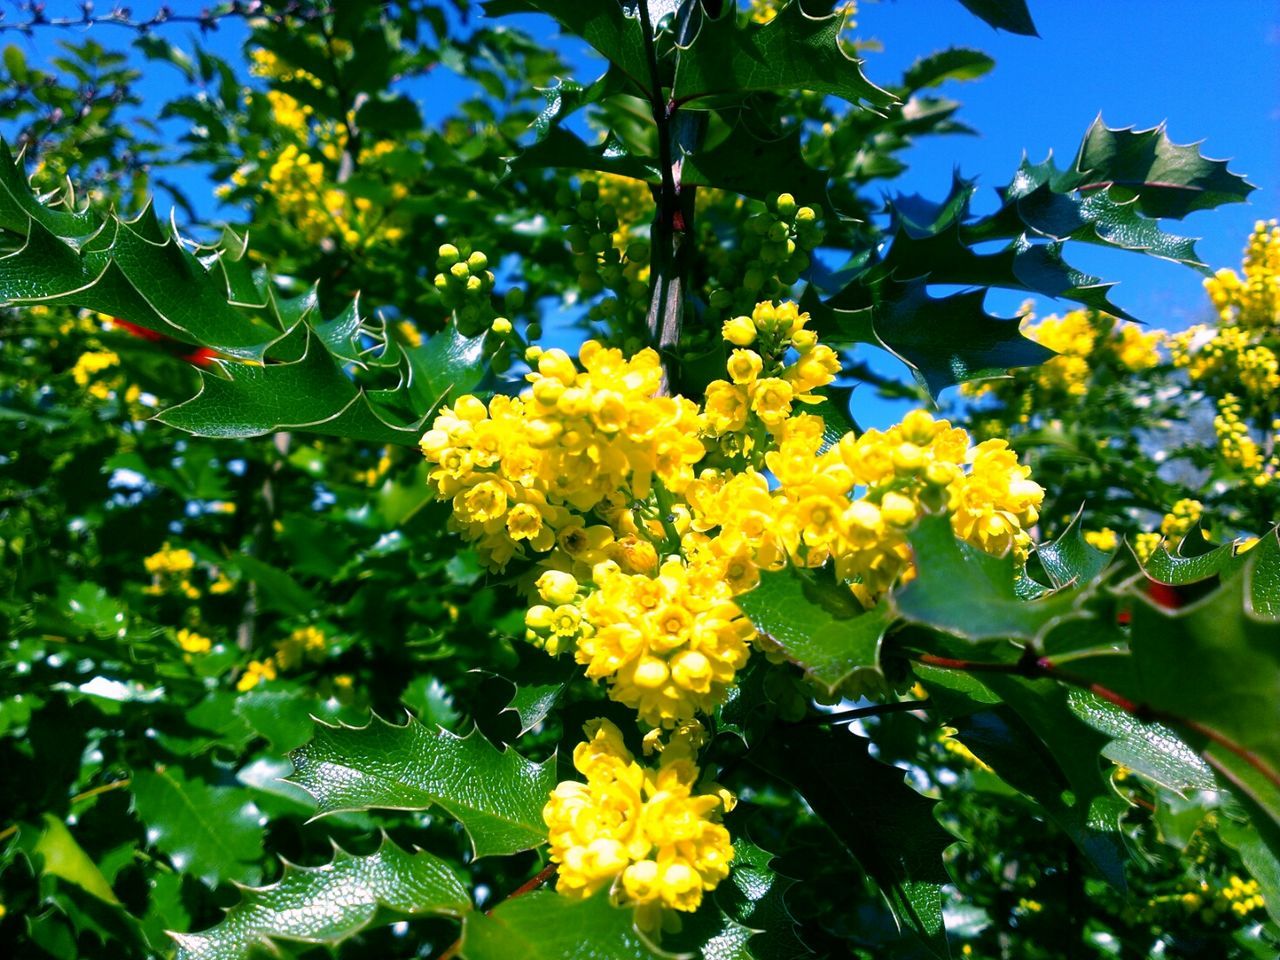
[672,1,893,108]
[754,726,952,957]
[171,839,471,960]
[130,767,265,887]
[289,715,556,858]
[1035,508,1117,590]
[893,514,1080,640]
[810,279,1055,399]
[459,890,673,960]
[736,565,891,695]
[1073,118,1256,220]
[902,47,995,91]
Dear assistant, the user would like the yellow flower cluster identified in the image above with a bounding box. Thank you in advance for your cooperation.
[143,543,201,599]
[238,626,330,691]
[688,408,1043,606]
[1217,874,1266,918]
[1084,528,1119,552]
[1204,220,1280,330]
[1214,394,1267,473]
[71,350,131,401]
[529,561,755,728]
[1160,499,1204,541]
[1133,532,1162,564]
[175,628,212,655]
[421,340,701,571]
[543,719,733,921]
[964,307,1164,404]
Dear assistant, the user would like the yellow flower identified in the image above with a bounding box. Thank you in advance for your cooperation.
[1084,528,1118,552]
[175,629,212,655]
[1160,499,1203,541]
[71,350,120,387]
[144,543,197,576]
[237,659,278,692]
[544,719,733,919]
[721,314,757,346]
[274,626,328,671]
[749,377,794,426]
[726,349,763,384]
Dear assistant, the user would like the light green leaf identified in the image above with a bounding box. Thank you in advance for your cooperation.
[31,814,121,905]
[459,890,673,960]
[736,565,891,695]
[172,839,471,960]
[290,715,556,858]
[131,767,265,887]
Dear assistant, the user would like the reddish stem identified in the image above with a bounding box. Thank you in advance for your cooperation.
[436,863,558,960]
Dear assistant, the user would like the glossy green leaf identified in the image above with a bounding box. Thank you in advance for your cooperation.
[172,839,471,960]
[893,514,1079,641]
[1035,509,1116,590]
[30,814,121,905]
[1073,118,1256,220]
[754,726,952,957]
[736,565,891,695]
[902,48,995,91]
[459,890,670,960]
[130,767,265,887]
[672,2,892,108]
[290,715,556,857]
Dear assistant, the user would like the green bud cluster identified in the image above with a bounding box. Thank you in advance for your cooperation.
[553,180,649,323]
[434,240,497,335]
[705,192,825,322]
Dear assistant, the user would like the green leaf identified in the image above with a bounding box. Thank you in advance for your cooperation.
[893,514,1079,641]
[1065,689,1216,796]
[902,48,995,91]
[130,767,265,887]
[736,565,891,695]
[754,726,952,957]
[30,814,121,905]
[672,2,892,108]
[157,330,423,445]
[954,0,1038,35]
[810,280,1055,399]
[490,647,579,736]
[1035,509,1116,590]
[234,690,318,755]
[962,676,1129,888]
[459,890,670,960]
[290,715,556,857]
[716,839,812,960]
[481,1,650,95]
[229,554,321,618]
[1072,118,1256,220]
[172,839,471,960]
[1071,534,1280,831]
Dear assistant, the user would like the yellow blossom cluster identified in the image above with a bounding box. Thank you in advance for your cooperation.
[1160,499,1204,541]
[1214,394,1269,474]
[142,544,234,600]
[1084,528,1119,552]
[543,719,733,921]
[963,307,1164,404]
[175,628,212,655]
[1204,220,1280,330]
[421,339,701,571]
[221,53,407,249]
[1133,532,1162,564]
[238,626,330,691]
[528,560,755,728]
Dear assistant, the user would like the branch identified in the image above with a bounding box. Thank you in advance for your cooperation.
[0,2,335,35]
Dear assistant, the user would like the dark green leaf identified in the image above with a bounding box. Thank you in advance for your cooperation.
[754,726,952,957]
[460,890,670,960]
[1035,508,1116,590]
[954,0,1037,34]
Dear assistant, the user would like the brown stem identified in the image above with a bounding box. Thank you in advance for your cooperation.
[636,0,686,393]
[436,863,557,960]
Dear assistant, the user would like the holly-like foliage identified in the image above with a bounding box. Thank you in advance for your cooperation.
[0,2,1276,959]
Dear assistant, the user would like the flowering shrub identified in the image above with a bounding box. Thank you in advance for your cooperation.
[1,3,1277,960]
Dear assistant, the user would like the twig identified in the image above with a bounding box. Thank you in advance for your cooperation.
[0,777,133,843]
[0,2,335,35]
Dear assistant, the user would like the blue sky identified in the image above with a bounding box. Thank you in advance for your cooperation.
[7,1,1279,355]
